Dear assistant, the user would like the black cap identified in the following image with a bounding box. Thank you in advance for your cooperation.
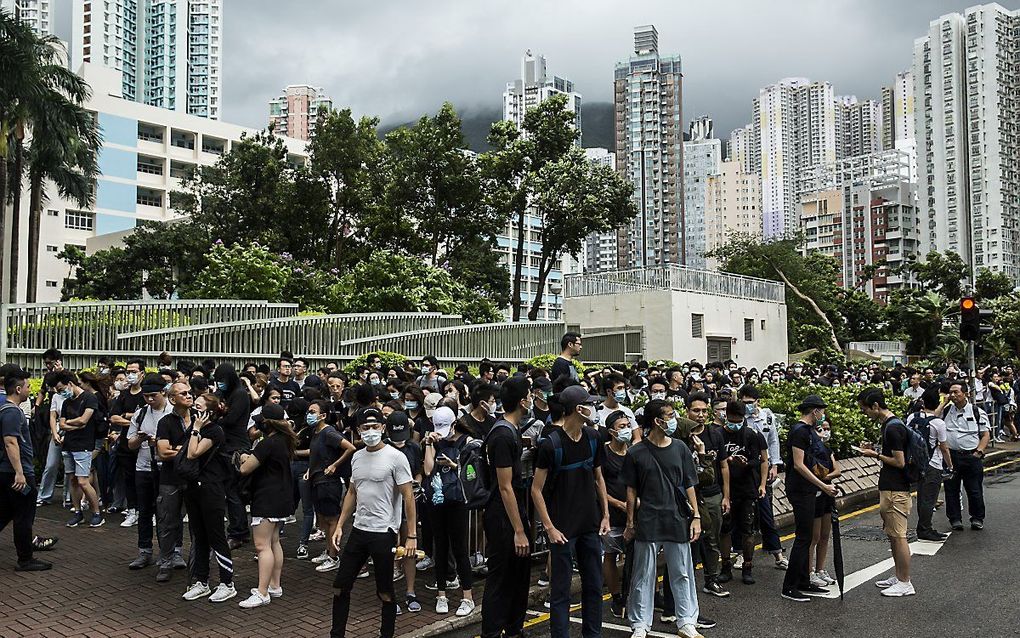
[797,394,827,412]
[257,403,287,422]
[0,363,29,382]
[533,377,552,392]
[358,407,385,426]
[560,385,600,412]
[141,373,166,394]
[387,412,411,442]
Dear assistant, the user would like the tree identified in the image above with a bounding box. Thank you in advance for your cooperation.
[975,268,1014,301]
[186,241,290,302]
[526,146,636,320]
[886,289,954,356]
[58,245,142,300]
[896,250,968,301]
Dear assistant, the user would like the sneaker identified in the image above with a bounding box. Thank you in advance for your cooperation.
[741,566,755,585]
[809,572,828,588]
[630,630,648,638]
[15,558,52,572]
[309,529,326,542]
[129,551,153,570]
[32,536,58,551]
[950,520,964,531]
[393,567,404,582]
[284,515,297,524]
[436,596,449,614]
[702,581,730,598]
[172,552,187,570]
[696,616,717,629]
[227,538,247,551]
[774,555,789,570]
[209,582,237,603]
[425,577,459,591]
[310,550,331,564]
[880,580,916,597]
[732,555,744,569]
[874,575,898,589]
[717,564,733,584]
[183,581,211,601]
[89,512,105,528]
[455,599,476,617]
[415,556,435,571]
[817,570,837,586]
[971,520,984,531]
[394,603,402,616]
[239,589,271,608]
[917,530,949,541]
[405,594,422,613]
[610,593,625,617]
[66,511,85,528]
[315,557,340,572]
[537,573,550,587]
[267,586,283,598]
[660,611,677,623]
[801,583,829,597]
[678,624,705,638]
[120,510,139,527]
[357,567,370,578]
[296,545,309,560]
[781,589,810,602]
[156,566,172,583]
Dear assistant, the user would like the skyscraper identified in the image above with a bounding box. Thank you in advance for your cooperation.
[837,96,882,159]
[72,0,222,119]
[614,25,684,268]
[503,50,581,134]
[683,117,721,269]
[704,160,761,270]
[583,148,619,272]
[914,4,1020,283]
[269,85,334,141]
[881,71,915,151]
[1,0,52,36]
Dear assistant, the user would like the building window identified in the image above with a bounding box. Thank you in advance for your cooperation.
[760,319,766,331]
[744,318,754,341]
[65,210,95,231]
[45,280,58,288]
[692,313,704,339]
[46,245,59,253]
[47,209,60,217]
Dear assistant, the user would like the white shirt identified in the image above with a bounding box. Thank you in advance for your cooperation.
[903,385,924,401]
[942,403,990,451]
[906,412,948,469]
[598,403,635,429]
[127,403,172,472]
[350,445,413,534]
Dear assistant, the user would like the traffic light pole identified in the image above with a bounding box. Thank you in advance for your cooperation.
[967,339,977,401]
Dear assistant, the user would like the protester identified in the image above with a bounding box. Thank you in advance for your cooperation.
[551,333,582,384]
[720,400,767,586]
[807,416,840,588]
[153,382,191,582]
[739,385,788,570]
[54,372,105,529]
[309,400,356,572]
[601,409,634,617]
[126,373,172,569]
[386,411,423,612]
[215,363,253,551]
[907,387,953,540]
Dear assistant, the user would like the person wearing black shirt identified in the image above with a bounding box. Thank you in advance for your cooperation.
[601,410,634,618]
[292,405,315,560]
[54,372,104,528]
[308,401,356,572]
[236,403,297,608]
[153,383,192,583]
[268,359,301,408]
[387,412,423,612]
[685,392,729,598]
[110,362,145,523]
[550,332,581,385]
[857,387,915,598]
[480,378,532,638]
[182,393,236,604]
[460,383,498,438]
[720,401,766,586]
[214,363,253,550]
[781,395,837,602]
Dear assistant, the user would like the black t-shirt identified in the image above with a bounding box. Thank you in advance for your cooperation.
[308,425,344,486]
[484,420,525,520]
[878,416,911,492]
[722,426,765,500]
[155,413,189,486]
[535,426,604,538]
[784,422,816,497]
[250,433,294,517]
[699,424,727,497]
[295,424,313,458]
[194,422,229,484]
[460,412,495,438]
[61,391,100,452]
[550,357,578,384]
[390,440,422,480]
[269,378,301,407]
[220,388,252,453]
[621,439,697,543]
[113,391,145,456]
[410,411,432,440]
[602,444,628,528]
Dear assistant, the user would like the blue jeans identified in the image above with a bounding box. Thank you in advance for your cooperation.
[756,482,783,555]
[37,437,63,502]
[292,460,315,544]
[550,531,603,637]
[628,540,699,631]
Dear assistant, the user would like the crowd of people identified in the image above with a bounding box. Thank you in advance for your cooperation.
[0,334,1002,638]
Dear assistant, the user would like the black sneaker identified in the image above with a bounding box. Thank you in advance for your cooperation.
[741,566,755,585]
[424,578,459,591]
[405,594,422,613]
[610,594,625,618]
[696,616,717,629]
[782,589,810,602]
[702,581,730,598]
[971,520,984,530]
[716,565,733,584]
[15,558,52,572]
[950,520,964,531]
[801,583,829,597]
[537,573,550,587]
[916,530,948,541]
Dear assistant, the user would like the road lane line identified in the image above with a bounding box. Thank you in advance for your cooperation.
[818,557,897,599]
[569,616,675,637]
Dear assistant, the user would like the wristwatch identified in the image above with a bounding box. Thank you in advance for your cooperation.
[191,430,201,438]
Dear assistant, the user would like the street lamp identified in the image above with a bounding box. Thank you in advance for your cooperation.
[549,280,563,322]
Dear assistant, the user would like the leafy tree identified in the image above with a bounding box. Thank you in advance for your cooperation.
[975,268,1014,301]
[186,241,290,302]
[58,245,142,300]
[446,235,511,311]
[885,289,955,356]
[895,250,967,301]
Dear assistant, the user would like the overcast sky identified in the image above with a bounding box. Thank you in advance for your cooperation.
[56,0,1020,139]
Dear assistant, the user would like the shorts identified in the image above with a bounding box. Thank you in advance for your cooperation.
[601,527,626,555]
[251,517,287,527]
[814,494,834,518]
[879,490,912,539]
[62,451,93,477]
[314,481,343,517]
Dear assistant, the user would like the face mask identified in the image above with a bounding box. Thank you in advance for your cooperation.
[373,363,382,370]
[163,383,172,393]
[114,380,128,391]
[651,391,667,401]
[99,367,110,375]
[615,427,633,444]
[421,365,431,375]
[390,391,400,400]
[613,390,627,403]
[306,413,320,426]
[725,420,742,432]
[818,429,831,443]
[127,373,139,384]
[59,389,73,399]
[370,379,380,386]
[543,390,553,400]
[682,367,690,374]
[817,411,827,424]
[661,417,677,436]
[404,401,419,411]
[578,405,597,425]
[216,382,227,392]
[638,371,648,377]
[496,373,508,382]
[361,429,383,447]
[745,403,755,416]
[486,401,497,416]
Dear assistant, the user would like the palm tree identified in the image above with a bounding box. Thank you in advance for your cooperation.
[900,291,954,355]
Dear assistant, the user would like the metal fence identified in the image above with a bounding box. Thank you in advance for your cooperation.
[564,264,786,304]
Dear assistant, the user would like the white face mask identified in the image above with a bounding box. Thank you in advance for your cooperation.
[650,391,667,401]
[361,429,383,447]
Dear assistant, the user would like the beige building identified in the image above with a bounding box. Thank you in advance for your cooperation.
[268,85,334,141]
[704,160,761,269]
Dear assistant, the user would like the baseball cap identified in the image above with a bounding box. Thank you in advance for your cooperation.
[387,412,411,442]
[560,385,600,412]
[533,377,552,393]
[423,392,442,418]
[432,406,455,435]
[0,363,28,381]
[358,407,385,427]
[257,403,287,422]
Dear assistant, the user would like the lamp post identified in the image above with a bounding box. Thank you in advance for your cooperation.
[549,280,563,322]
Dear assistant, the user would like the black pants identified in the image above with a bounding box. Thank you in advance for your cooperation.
[433,502,473,591]
[117,457,137,510]
[0,473,37,564]
[729,497,757,562]
[481,506,531,638]
[550,531,602,638]
[224,471,250,541]
[330,527,397,638]
[945,450,985,523]
[915,465,943,533]
[135,470,157,550]
[184,480,232,585]
[156,483,186,564]
[782,491,816,592]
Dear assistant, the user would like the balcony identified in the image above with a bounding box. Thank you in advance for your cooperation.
[201,135,226,156]
[136,186,164,209]
[170,129,197,157]
[136,155,164,185]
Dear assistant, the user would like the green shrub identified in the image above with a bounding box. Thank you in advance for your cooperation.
[343,351,407,376]
[525,354,585,374]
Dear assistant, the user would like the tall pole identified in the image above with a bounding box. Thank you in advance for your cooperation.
[967,339,976,402]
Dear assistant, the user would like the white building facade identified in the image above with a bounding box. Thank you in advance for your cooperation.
[583,147,619,273]
[2,0,52,35]
[682,117,721,269]
[704,160,762,270]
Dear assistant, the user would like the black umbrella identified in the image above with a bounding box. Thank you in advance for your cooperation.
[830,502,845,600]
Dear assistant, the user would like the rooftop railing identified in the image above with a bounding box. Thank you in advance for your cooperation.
[565,265,786,304]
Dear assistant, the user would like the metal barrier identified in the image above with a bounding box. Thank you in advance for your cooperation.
[565,264,786,304]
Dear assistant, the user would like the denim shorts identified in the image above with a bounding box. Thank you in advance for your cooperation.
[62,451,93,477]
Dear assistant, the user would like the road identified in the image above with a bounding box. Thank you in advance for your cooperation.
[441,460,1020,638]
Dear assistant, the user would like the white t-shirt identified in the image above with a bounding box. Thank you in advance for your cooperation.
[598,403,635,429]
[351,445,413,534]
[906,412,948,470]
[903,386,924,402]
[127,403,172,472]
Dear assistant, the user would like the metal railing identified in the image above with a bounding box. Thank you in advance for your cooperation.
[848,341,907,354]
[564,264,786,304]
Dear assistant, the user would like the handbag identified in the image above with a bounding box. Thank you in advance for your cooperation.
[647,442,695,521]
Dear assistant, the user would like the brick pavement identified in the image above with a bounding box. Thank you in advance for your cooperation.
[0,500,497,638]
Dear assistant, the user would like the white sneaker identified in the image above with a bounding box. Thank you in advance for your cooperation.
[311,550,331,564]
[309,529,326,542]
[315,557,340,572]
[809,572,828,588]
[630,630,648,638]
[435,596,449,614]
[182,581,211,601]
[732,555,744,569]
[120,511,139,528]
[209,582,237,603]
[455,599,475,617]
[283,515,297,524]
[238,589,271,608]
[818,570,837,585]
[678,624,705,638]
[267,586,283,598]
[874,575,898,589]
[416,556,434,571]
[881,580,916,597]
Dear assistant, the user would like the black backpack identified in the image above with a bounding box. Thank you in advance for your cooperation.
[175,425,220,483]
[467,421,516,511]
[891,417,930,483]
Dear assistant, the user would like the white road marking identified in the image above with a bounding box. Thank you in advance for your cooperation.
[819,535,949,598]
[568,616,675,637]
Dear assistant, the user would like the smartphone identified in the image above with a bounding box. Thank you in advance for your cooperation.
[850,445,864,454]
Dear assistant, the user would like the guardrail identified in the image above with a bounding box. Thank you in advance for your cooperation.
[565,264,786,303]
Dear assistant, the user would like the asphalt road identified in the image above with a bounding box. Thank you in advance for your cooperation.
[442,460,1020,638]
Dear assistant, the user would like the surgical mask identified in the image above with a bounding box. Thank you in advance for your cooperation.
[579,405,597,425]
[99,367,110,375]
[163,383,172,393]
[650,391,667,401]
[59,389,73,399]
[114,380,128,391]
[486,401,497,416]
[613,390,627,403]
[614,427,633,444]
[306,413,320,426]
[745,403,755,416]
[421,365,431,375]
[661,417,677,435]
[817,411,827,424]
[361,429,383,447]
[818,429,831,443]
[725,420,742,432]
[390,391,400,400]
[216,382,227,392]
[126,373,139,384]
[370,378,380,386]
[404,401,419,411]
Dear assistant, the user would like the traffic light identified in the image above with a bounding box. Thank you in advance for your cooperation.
[960,297,994,342]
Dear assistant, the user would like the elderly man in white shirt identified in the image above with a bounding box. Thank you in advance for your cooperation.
[940,380,990,531]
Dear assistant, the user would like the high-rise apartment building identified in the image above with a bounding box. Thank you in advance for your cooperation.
[837,97,882,159]
[683,117,721,269]
[583,148,619,273]
[2,0,52,36]
[704,160,761,270]
[913,4,1020,283]
[881,71,915,150]
[503,50,581,134]
[268,85,334,141]
[614,25,684,268]
[72,0,222,119]
[729,124,757,175]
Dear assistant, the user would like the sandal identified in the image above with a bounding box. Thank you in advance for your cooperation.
[33,536,58,551]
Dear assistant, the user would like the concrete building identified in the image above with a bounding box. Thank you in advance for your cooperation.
[583,147,619,273]
[72,0,222,119]
[614,25,684,268]
[913,4,1020,284]
[728,124,757,175]
[882,71,915,150]
[2,0,51,35]
[682,117,721,269]
[268,84,334,141]
[564,265,788,367]
[503,50,581,134]
[0,63,306,303]
[704,160,762,270]
[838,97,882,159]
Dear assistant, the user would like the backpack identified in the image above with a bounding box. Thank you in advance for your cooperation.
[891,416,930,483]
[469,420,516,511]
[175,424,220,483]
[545,428,598,488]
[427,437,469,505]
[908,413,938,458]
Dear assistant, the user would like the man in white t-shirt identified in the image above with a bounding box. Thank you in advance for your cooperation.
[906,387,953,541]
[329,408,415,638]
[598,373,635,430]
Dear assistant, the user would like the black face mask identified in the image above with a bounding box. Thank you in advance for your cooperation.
[533,405,550,423]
